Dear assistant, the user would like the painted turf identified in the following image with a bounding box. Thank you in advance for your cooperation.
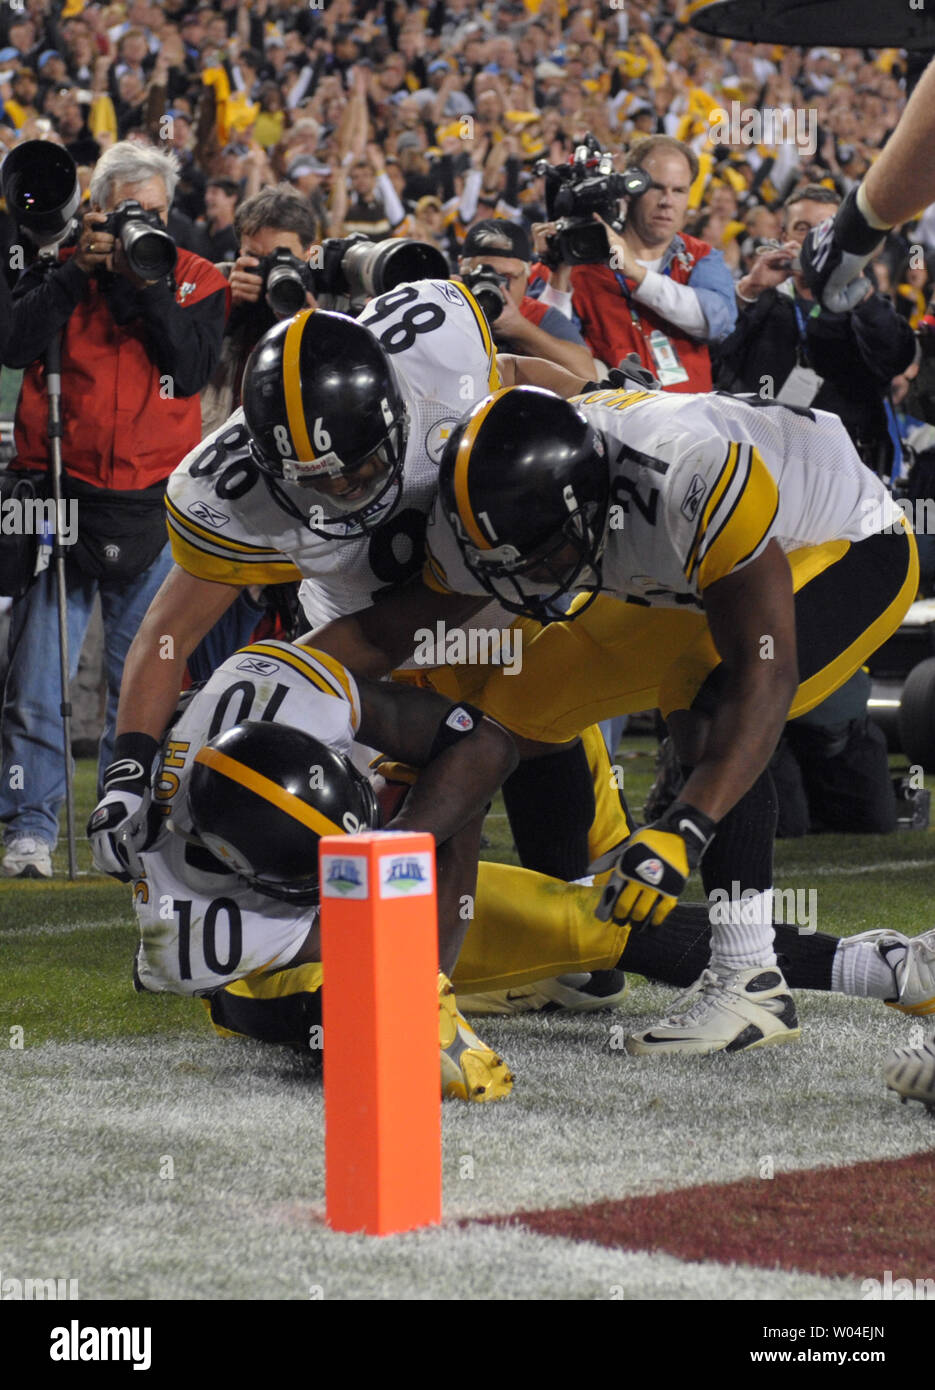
[2,983,932,1300]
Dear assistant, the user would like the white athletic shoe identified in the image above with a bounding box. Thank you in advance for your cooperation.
[2,836,52,879]
[625,963,800,1056]
[458,968,629,1016]
[884,1034,935,1111]
[838,928,935,1015]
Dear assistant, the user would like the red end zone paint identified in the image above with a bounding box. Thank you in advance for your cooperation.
[476,1151,935,1279]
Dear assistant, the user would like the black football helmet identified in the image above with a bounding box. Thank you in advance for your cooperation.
[437,386,610,623]
[187,722,380,906]
[241,308,410,535]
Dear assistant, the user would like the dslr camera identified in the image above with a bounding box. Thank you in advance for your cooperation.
[536,134,651,266]
[460,266,512,324]
[99,199,177,281]
[254,245,314,318]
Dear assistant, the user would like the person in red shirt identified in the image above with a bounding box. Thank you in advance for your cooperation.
[535,137,737,391]
[0,140,228,878]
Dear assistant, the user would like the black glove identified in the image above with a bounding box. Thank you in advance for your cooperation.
[581,357,661,394]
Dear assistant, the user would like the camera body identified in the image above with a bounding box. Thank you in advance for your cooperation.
[254,245,312,318]
[536,135,651,266]
[460,265,511,324]
[100,199,177,281]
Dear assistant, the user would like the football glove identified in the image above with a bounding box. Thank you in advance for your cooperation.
[595,801,717,929]
[87,734,158,881]
[798,186,888,314]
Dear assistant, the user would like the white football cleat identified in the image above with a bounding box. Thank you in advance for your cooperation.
[457,968,629,1016]
[837,928,935,1015]
[2,835,52,879]
[625,963,800,1056]
[884,1034,935,1111]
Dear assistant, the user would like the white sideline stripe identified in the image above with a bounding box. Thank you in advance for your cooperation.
[795,859,934,878]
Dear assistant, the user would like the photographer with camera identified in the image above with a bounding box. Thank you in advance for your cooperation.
[200,182,318,437]
[715,184,916,475]
[536,135,737,391]
[0,141,228,879]
[458,219,596,380]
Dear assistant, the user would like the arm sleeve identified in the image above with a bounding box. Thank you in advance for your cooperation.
[634,246,738,343]
[3,257,91,370]
[538,281,574,318]
[376,171,406,228]
[105,273,229,398]
[458,168,483,223]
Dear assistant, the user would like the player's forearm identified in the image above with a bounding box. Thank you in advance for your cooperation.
[388,720,517,847]
[863,55,935,227]
[504,322,595,380]
[309,610,415,678]
[504,353,591,398]
[115,628,190,741]
[679,662,797,823]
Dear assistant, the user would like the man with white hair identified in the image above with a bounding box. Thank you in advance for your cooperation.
[0,139,228,878]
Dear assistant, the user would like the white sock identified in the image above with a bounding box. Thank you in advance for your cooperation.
[832,939,900,1000]
[708,888,777,972]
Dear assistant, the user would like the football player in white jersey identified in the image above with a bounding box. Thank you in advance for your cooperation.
[307,384,918,1056]
[119,637,518,1102]
[91,286,636,903]
[115,639,935,1097]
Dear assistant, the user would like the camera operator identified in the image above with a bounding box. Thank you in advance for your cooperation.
[200,182,318,438]
[715,184,916,474]
[458,219,596,380]
[0,141,228,879]
[537,136,737,390]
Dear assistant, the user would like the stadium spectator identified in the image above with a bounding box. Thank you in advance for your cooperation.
[0,141,228,879]
[716,184,916,474]
[198,175,240,261]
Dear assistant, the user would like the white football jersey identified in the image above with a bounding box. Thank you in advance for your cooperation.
[424,388,905,610]
[166,281,499,627]
[133,640,360,997]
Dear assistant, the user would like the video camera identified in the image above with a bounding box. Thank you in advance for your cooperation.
[308,234,449,315]
[535,134,651,266]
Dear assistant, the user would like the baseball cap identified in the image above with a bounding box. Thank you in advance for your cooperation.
[461,218,532,262]
[396,131,421,152]
[535,60,565,79]
[38,50,63,69]
[0,47,18,64]
[288,155,329,179]
[427,59,450,75]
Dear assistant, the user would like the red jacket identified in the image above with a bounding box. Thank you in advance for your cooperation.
[568,233,716,393]
[12,247,229,489]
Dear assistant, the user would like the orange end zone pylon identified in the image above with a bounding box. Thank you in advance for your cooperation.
[319,831,442,1235]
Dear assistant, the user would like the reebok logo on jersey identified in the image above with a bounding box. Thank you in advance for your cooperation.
[440,282,465,304]
[188,500,229,528]
[235,657,279,676]
[638,858,665,886]
[446,707,474,733]
[680,473,706,521]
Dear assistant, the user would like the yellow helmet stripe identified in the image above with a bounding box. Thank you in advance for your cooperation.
[194,744,345,840]
[453,388,513,550]
[282,309,315,461]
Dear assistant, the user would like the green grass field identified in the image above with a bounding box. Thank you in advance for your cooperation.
[3,741,935,1301]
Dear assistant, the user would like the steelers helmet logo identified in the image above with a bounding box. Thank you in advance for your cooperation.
[425,418,460,464]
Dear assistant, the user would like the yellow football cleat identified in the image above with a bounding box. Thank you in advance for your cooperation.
[438,972,513,1102]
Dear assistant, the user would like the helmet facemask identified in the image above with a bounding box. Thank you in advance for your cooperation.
[461,484,608,624]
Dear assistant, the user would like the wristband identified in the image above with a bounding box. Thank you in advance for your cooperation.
[836,185,891,257]
[654,800,717,865]
[103,731,159,792]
